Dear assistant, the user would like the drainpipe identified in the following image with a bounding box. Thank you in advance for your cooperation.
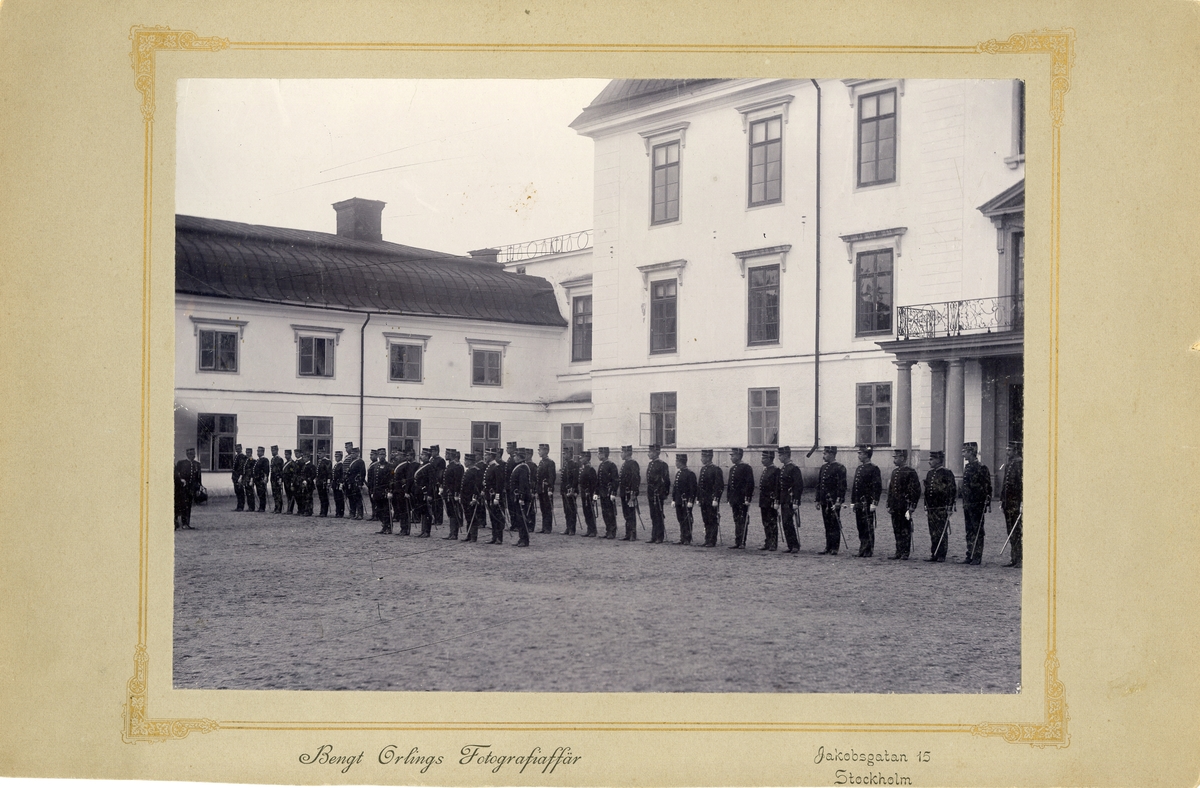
[359,312,372,452]
[807,79,822,459]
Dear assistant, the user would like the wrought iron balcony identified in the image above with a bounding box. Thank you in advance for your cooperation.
[896,295,1023,340]
[497,229,592,263]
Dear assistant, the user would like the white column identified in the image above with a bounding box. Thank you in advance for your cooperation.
[946,358,966,477]
[894,360,913,453]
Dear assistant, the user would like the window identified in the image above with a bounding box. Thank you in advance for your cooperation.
[297,416,333,458]
[856,383,892,446]
[651,141,680,224]
[747,264,780,345]
[472,349,502,386]
[198,329,238,372]
[572,295,592,362]
[389,343,422,382]
[298,336,334,377]
[855,249,894,336]
[471,421,501,456]
[650,279,677,354]
[748,116,783,206]
[650,392,677,447]
[196,413,237,471]
[858,89,896,187]
[388,419,421,457]
[1011,231,1025,328]
[1017,81,1025,156]
[561,423,584,459]
[748,388,780,447]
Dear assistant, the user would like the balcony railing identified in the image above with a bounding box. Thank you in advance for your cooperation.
[497,230,592,263]
[896,295,1024,340]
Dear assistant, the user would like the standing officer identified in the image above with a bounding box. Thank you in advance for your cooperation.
[509,447,533,546]
[282,449,298,515]
[758,450,781,551]
[504,442,521,532]
[960,442,992,564]
[618,445,641,541]
[484,447,508,544]
[851,445,883,557]
[442,448,465,540]
[301,449,319,516]
[459,452,485,542]
[269,445,284,513]
[346,446,366,520]
[253,447,270,512]
[393,448,414,535]
[371,447,394,535]
[241,447,257,512]
[1001,440,1023,568]
[366,449,381,520]
[815,446,847,555]
[697,449,724,547]
[923,450,957,562]
[536,443,557,534]
[596,447,620,539]
[331,450,346,518]
[885,449,922,560]
[231,443,246,511]
[671,453,697,545]
[429,445,447,526]
[560,447,580,535]
[577,450,598,537]
[523,449,539,531]
[315,450,332,517]
[725,448,755,549]
[412,447,436,537]
[777,446,803,553]
[174,448,202,529]
[645,444,671,544]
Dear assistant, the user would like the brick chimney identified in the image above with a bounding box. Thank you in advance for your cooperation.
[332,198,386,242]
[468,248,500,264]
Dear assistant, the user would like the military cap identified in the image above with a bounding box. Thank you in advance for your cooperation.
[420,446,431,454]
[235,443,242,450]
[562,445,574,455]
[344,441,354,448]
[516,447,528,458]
[823,445,838,453]
[257,446,265,451]
[929,450,945,460]
[598,446,610,455]
[675,453,688,462]
[857,444,874,457]
[506,441,517,449]
[379,447,388,454]
[621,445,633,452]
[892,448,908,457]
[761,450,775,461]
[777,445,791,456]
[963,441,978,451]
[334,450,343,457]
[284,449,292,455]
[539,443,549,450]
[270,444,279,450]
[648,444,661,451]
[430,444,439,452]
[578,450,591,459]
[729,447,744,455]
[700,448,714,457]
[464,453,476,463]
[485,446,498,456]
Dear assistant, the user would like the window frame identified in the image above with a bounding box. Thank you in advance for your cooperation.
[747,114,784,207]
[746,263,781,346]
[190,316,245,375]
[387,342,424,383]
[292,325,342,379]
[466,338,508,388]
[855,382,893,447]
[561,423,584,459]
[388,418,421,457]
[197,328,240,373]
[571,294,593,362]
[471,421,502,456]
[747,388,780,448]
[650,140,681,225]
[854,247,895,338]
[857,88,898,188]
[650,391,677,448]
[471,348,502,387]
[1006,80,1026,169]
[649,278,678,355]
[297,415,334,459]
[196,412,238,471]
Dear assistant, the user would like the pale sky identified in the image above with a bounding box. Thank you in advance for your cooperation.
[175,79,609,255]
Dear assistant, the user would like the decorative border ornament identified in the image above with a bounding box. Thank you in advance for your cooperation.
[127,26,1073,749]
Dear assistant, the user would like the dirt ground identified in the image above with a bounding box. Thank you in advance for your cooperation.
[174,495,1021,693]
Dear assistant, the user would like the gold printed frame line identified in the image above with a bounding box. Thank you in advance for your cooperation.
[127,25,1073,746]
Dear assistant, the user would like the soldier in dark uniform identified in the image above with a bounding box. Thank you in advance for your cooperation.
[1001,441,1023,568]
[618,445,641,541]
[577,450,598,537]
[429,445,447,526]
[851,445,883,557]
[596,447,620,539]
[231,443,246,511]
[483,447,507,544]
[269,445,284,513]
[536,443,557,533]
[241,447,257,512]
[777,446,803,553]
[504,442,520,532]
[282,449,297,515]
[960,441,992,564]
[301,449,319,516]
[331,450,346,518]
[645,444,671,544]
[397,448,417,535]
[885,449,922,560]
[253,447,270,512]
[758,450,781,551]
[370,447,394,535]
[442,449,465,540]
[671,453,697,545]
[174,448,202,529]
[560,447,579,535]
[697,449,724,547]
[412,447,436,537]
[315,451,332,516]
[346,446,366,520]
[815,446,847,555]
[523,449,539,532]
[923,450,957,562]
[459,453,485,542]
[509,447,533,546]
[725,448,755,549]
[366,449,380,520]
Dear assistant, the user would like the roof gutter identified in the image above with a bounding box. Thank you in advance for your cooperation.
[807,79,822,459]
[359,312,372,452]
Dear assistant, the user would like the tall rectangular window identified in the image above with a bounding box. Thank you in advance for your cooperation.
[650,279,677,354]
[388,343,422,382]
[650,392,677,447]
[196,413,237,471]
[388,419,421,457]
[651,141,680,224]
[471,421,501,456]
[856,383,892,446]
[855,249,894,336]
[298,336,334,377]
[561,423,584,459]
[747,264,780,345]
[298,416,333,458]
[472,349,502,386]
[572,295,593,362]
[748,116,783,206]
[858,89,896,187]
[198,329,238,372]
[748,388,780,447]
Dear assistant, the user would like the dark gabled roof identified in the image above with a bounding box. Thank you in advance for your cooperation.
[977,178,1025,218]
[570,79,730,129]
[175,215,567,327]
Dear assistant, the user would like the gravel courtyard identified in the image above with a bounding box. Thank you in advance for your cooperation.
[174,498,1021,693]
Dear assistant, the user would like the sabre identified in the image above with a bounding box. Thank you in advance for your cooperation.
[968,510,985,563]
[930,506,952,557]
[833,504,847,552]
[632,495,644,539]
[999,509,1023,555]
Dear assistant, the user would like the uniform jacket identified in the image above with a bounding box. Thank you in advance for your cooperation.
[175,458,202,494]
[619,459,641,501]
[332,459,344,489]
[315,457,332,484]
[961,459,992,505]
[758,464,781,508]
[645,458,671,502]
[726,462,755,506]
[560,458,579,497]
[253,456,270,483]
[698,463,724,505]
[779,462,804,505]
[370,460,393,497]
[597,458,620,498]
[414,461,436,499]
[443,461,464,499]
[1001,457,1022,510]
[536,457,557,495]
[510,461,532,503]
[816,461,847,506]
[366,460,379,494]
[851,462,883,505]
[241,454,255,483]
[672,467,698,505]
[300,458,317,487]
[270,455,284,483]
[502,457,518,497]
[886,465,922,512]
[924,467,957,508]
[460,464,484,510]
[231,452,246,483]
[282,459,297,488]
[578,464,598,499]
[432,455,447,490]
[390,460,410,501]
[346,457,366,487]
[484,460,506,502]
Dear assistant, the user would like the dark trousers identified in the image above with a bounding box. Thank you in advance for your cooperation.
[432,496,444,525]
[286,484,297,514]
[417,499,433,536]
[853,505,875,556]
[174,488,194,528]
[760,506,778,550]
[271,480,283,513]
[1003,504,1022,565]
[780,502,800,551]
[927,507,951,559]
[244,481,257,512]
[581,498,598,536]
[562,493,578,534]
[513,499,531,544]
[538,492,554,532]
[507,493,521,531]
[444,497,461,539]
[730,503,749,547]
[372,493,392,533]
[254,480,267,511]
[488,499,506,542]
[963,502,986,561]
[889,508,912,557]
[675,502,693,544]
[821,504,841,552]
[301,484,314,516]
[347,485,364,519]
[648,495,666,542]
[462,499,483,541]
[317,482,329,516]
[620,496,638,540]
[333,486,345,517]
[233,480,245,510]
[600,497,618,537]
[700,502,719,545]
[393,498,410,535]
